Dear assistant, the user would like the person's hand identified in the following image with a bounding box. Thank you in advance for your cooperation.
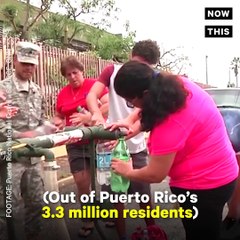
[102,140,118,150]
[17,130,40,138]
[0,91,6,101]
[111,158,133,178]
[0,102,19,119]
[69,112,91,126]
[91,112,105,126]
[36,121,58,135]
[105,119,133,134]
[17,122,57,138]
[51,116,65,131]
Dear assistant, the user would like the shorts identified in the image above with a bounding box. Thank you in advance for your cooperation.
[102,149,151,195]
[66,143,91,173]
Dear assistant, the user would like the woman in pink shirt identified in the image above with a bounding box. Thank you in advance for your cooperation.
[111,61,239,240]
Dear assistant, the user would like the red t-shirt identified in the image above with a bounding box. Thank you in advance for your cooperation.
[56,78,108,126]
[98,65,114,87]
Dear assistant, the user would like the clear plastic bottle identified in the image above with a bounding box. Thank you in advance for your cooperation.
[110,137,130,192]
[96,142,112,185]
[77,106,88,114]
[143,229,149,240]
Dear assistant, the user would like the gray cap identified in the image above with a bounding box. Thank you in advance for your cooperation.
[15,41,41,65]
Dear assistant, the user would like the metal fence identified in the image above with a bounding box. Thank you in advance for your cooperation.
[0,37,115,117]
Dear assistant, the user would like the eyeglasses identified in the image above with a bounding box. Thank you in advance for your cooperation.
[126,101,134,108]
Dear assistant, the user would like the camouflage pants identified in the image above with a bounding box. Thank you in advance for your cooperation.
[0,162,44,240]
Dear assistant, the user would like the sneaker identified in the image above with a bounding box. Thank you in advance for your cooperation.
[221,217,240,240]
[222,217,237,231]
[105,221,115,228]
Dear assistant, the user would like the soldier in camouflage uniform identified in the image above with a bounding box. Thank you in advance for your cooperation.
[0,42,56,240]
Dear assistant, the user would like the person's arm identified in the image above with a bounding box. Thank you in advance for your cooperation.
[0,102,18,119]
[51,90,66,131]
[87,65,113,125]
[52,112,65,131]
[126,108,142,125]
[123,108,142,139]
[0,87,22,140]
[87,81,108,125]
[0,84,55,140]
[111,152,175,183]
[99,94,109,118]
[0,116,21,141]
[0,89,18,119]
[69,110,92,126]
[112,115,190,183]
[34,93,57,135]
[105,108,142,138]
[125,119,142,140]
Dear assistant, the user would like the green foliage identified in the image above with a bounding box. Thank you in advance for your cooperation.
[59,0,119,27]
[97,34,134,61]
[2,5,18,20]
[84,20,136,61]
[85,68,97,77]
[1,0,134,62]
[34,14,68,46]
[1,5,22,36]
[35,0,118,48]
[1,0,54,40]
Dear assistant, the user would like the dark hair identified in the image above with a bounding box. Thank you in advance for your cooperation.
[114,61,189,131]
[132,40,160,65]
[60,56,84,76]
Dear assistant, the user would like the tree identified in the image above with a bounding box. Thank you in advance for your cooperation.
[1,0,118,44]
[1,0,54,40]
[56,0,119,47]
[230,57,240,87]
[96,34,134,62]
[157,46,191,75]
[84,20,135,61]
[35,14,63,45]
[58,0,119,27]
[35,14,92,49]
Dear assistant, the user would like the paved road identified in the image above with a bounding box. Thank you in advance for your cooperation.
[56,179,185,240]
[58,180,240,240]
[40,175,240,240]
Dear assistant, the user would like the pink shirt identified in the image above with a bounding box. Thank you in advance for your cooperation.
[148,77,239,189]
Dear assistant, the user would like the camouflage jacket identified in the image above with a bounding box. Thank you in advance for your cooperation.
[0,75,46,142]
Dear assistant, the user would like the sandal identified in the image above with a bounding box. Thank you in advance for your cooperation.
[78,222,94,237]
[220,217,240,240]
[105,221,115,228]
[222,217,238,231]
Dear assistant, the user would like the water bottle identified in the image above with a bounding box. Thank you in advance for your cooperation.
[96,142,112,185]
[143,229,149,240]
[77,106,87,114]
[110,137,130,192]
